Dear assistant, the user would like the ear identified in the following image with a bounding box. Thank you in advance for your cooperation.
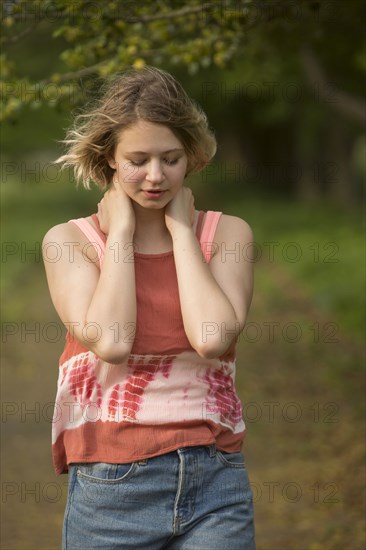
[106,155,117,170]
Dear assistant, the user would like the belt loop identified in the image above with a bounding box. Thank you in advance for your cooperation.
[208,444,217,457]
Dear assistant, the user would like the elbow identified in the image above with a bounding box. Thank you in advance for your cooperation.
[193,312,245,359]
[194,340,231,360]
[96,349,131,365]
[92,340,132,365]
[81,320,135,364]
[193,319,241,359]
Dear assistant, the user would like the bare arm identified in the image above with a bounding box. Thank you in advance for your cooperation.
[166,188,254,359]
[42,185,137,364]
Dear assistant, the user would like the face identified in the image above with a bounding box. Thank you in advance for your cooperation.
[108,120,188,209]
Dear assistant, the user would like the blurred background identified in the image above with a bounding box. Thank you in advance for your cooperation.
[1,1,365,548]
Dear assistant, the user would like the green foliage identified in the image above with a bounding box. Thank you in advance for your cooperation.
[3,0,364,120]
[2,0,365,204]
[243,198,365,345]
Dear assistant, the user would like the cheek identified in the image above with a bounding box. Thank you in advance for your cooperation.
[170,161,188,181]
[176,168,188,184]
[117,162,143,184]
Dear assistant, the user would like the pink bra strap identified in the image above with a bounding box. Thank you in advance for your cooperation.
[68,218,105,268]
[199,211,222,263]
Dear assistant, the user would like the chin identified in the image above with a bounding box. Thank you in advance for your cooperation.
[133,198,168,210]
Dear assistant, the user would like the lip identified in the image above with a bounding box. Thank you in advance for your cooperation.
[142,190,166,199]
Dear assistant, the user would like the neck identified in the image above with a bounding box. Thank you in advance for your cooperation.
[132,202,171,243]
[133,202,167,228]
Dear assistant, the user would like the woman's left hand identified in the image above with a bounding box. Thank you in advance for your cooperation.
[165,186,195,236]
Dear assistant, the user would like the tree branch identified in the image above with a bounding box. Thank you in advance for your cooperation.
[39,62,107,86]
[300,46,366,125]
[4,1,218,23]
[125,2,217,23]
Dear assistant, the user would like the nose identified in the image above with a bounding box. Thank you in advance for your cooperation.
[145,159,164,184]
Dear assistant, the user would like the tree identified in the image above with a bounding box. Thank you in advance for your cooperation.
[1,0,365,202]
[1,0,364,119]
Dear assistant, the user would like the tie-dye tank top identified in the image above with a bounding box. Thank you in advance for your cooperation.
[52,210,246,475]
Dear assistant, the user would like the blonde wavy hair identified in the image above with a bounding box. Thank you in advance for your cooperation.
[56,66,217,190]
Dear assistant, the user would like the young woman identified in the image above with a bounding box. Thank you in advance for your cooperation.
[43,66,256,549]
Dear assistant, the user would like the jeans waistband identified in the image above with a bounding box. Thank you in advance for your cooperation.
[176,443,217,458]
[207,443,217,457]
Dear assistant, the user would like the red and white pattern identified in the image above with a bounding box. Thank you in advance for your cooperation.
[107,355,175,420]
[198,362,243,427]
[52,351,245,444]
[67,352,102,408]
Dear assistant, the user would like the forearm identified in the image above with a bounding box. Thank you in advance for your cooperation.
[85,228,136,362]
[172,226,240,358]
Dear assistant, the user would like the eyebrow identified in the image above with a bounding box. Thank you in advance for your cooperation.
[125,148,185,155]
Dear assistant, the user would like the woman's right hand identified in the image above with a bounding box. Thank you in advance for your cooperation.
[96,178,135,236]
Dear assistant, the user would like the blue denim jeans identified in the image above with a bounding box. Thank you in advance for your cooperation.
[62,444,256,549]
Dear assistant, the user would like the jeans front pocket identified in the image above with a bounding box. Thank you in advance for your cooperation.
[64,461,147,549]
[216,450,246,469]
[75,461,138,484]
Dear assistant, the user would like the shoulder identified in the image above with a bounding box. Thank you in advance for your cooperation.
[42,216,98,244]
[42,221,76,246]
[215,213,254,243]
[42,219,99,266]
[43,222,72,244]
[205,212,254,263]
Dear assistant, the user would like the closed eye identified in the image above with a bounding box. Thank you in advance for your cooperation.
[129,160,146,167]
[128,158,180,167]
[164,158,179,166]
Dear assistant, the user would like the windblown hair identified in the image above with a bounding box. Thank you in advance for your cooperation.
[56,66,217,190]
